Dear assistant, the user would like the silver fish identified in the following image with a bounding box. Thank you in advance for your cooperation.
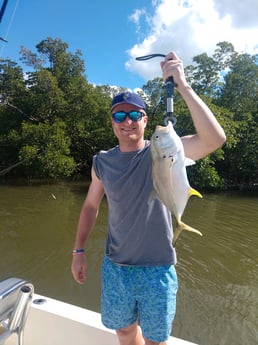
[150,121,203,245]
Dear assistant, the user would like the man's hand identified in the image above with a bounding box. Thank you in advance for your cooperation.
[71,254,87,284]
[160,51,188,89]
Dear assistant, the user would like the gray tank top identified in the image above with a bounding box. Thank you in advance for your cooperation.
[93,141,176,266]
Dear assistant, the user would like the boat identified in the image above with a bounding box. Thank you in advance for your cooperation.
[0,278,197,345]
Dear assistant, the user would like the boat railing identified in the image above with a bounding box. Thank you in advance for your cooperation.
[0,278,34,345]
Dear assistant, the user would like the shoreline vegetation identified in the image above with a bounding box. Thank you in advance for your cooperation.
[0,39,257,190]
[1,176,258,192]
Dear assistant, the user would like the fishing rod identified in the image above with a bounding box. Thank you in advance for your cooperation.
[0,0,19,44]
[0,0,9,42]
[135,53,177,126]
[0,0,9,23]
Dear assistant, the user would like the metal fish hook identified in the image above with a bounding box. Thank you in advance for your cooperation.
[135,54,177,126]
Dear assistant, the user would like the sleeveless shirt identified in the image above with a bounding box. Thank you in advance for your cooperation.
[93,141,177,266]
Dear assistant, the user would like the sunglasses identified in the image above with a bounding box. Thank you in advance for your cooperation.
[112,111,145,123]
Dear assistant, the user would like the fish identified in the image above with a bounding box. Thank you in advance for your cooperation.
[150,121,203,246]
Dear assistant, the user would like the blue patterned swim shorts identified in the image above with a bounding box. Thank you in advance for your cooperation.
[101,256,178,342]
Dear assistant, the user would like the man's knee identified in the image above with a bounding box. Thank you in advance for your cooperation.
[116,321,138,338]
[116,322,143,344]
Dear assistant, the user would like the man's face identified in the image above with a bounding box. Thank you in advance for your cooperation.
[111,103,148,145]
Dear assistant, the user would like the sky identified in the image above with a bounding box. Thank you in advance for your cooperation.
[0,0,257,90]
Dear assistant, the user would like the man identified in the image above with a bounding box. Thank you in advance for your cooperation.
[71,52,226,345]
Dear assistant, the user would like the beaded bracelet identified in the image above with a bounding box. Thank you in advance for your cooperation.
[72,248,85,255]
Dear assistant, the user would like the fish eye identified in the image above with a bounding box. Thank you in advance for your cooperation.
[155,135,159,140]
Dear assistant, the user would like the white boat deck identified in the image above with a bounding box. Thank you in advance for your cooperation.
[4,294,197,345]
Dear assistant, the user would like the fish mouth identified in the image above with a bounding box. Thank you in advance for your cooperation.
[155,125,169,132]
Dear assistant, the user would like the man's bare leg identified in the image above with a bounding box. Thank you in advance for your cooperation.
[116,322,144,345]
[144,339,167,345]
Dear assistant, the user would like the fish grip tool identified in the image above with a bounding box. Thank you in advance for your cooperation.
[135,54,177,126]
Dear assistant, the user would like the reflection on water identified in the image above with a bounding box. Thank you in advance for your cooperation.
[0,183,257,345]
[174,193,258,344]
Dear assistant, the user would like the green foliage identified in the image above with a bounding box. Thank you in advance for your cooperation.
[216,52,258,188]
[0,38,257,189]
[187,156,225,190]
[19,120,76,178]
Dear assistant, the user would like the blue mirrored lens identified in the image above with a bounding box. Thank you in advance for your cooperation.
[129,111,142,121]
[112,111,143,123]
[113,112,127,123]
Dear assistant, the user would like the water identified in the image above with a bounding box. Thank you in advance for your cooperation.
[0,182,257,345]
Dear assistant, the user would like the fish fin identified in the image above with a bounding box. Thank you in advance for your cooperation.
[184,157,196,166]
[172,220,203,246]
[189,187,203,199]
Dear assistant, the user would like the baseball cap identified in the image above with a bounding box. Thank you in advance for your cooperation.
[111,91,146,111]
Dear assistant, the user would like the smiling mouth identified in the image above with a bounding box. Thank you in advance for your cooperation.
[122,127,136,131]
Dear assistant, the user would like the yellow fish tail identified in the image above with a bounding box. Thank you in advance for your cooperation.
[172,220,203,246]
[188,187,203,199]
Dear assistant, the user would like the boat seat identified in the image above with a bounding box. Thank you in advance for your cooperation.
[0,278,34,345]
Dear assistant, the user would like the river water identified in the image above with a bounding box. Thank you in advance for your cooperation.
[0,182,257,345]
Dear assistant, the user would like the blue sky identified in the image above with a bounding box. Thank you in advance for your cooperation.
[0,0,257,90]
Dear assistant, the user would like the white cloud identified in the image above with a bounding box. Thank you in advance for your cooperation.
[128,8,147,36]
[126,0,258,82]
[214,0,258,28]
